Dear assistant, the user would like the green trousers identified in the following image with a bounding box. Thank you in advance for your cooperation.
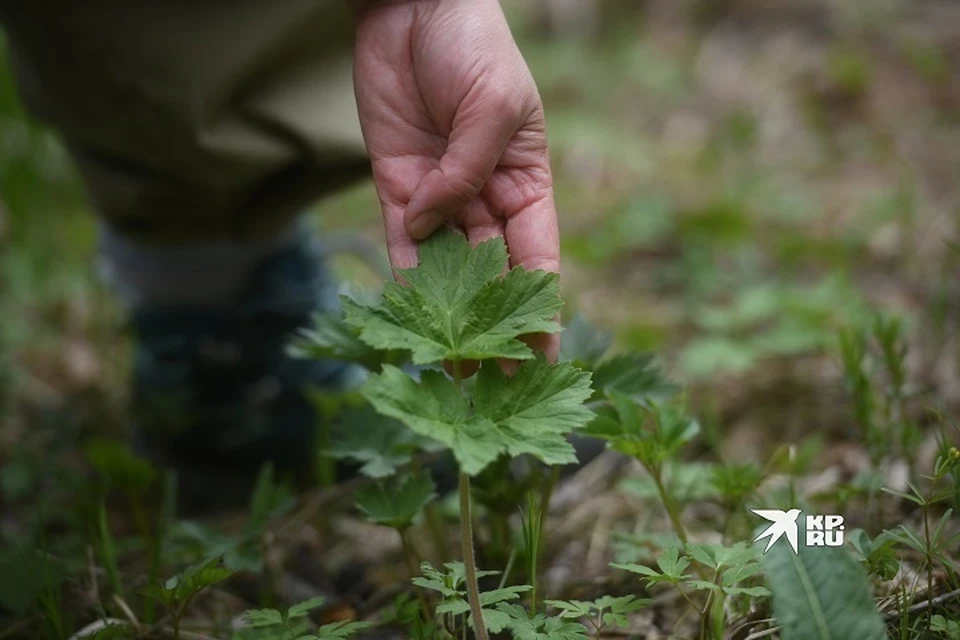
[1,0,371,246]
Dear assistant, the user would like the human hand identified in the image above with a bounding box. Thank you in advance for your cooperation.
[352,0,561,362]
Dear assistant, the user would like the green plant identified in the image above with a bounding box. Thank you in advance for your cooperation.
[301,228,595,639]
[882,442,960,631]
[545,595,650,638]
[164,464,295,572]
[243,596,373,640]
[585,393,699,544]
[847,529,900,581]
[140,557,234,640]
[354,471,436,619]
[614,543,767,640]
[761,539,885,640]
[932,614,960,639]
[496,604,589,639]
[413,561,532,636]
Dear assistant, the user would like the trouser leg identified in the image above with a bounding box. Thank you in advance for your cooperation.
[1,0,369,249]
[0,1,373,491]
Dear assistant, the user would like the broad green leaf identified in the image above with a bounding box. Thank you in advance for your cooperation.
[762,540,885,640]
[344,229,562,364]
[244,608,284,627]
[590,353,677,401]
[559,314,613,366]
[329,403,441,478]
[473,359,593,437]
[363,367,502,475]
[354,472,436,529]
[85,438,157,495]
[364,360,592,476]
[291,312,398,370]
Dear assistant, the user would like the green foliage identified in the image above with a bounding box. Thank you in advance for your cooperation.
[140,556,234,608]
[585,394,699,469]
[847,529,900,580]
[414,562,533,633]
[291,310,401,371]
[84,438,157,495]
[761,542,885,640]
[328,402,441,478]
[931,615,960,639]
[614,546,691,586]
[883,510,959,569]
[343,229,562,364]
[496,604,589,640]
[242,596,374,639]
[0,547,66,615]
[546,595,650,632]
[354,472,436,529]
[711,463,764,504]
[679,279,870,378]
[165,463,295,571]
[684,543,770,598]
[560,314,677,402]
[364,359,592,476]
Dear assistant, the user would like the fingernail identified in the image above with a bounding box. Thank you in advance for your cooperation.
[409,210,446,240]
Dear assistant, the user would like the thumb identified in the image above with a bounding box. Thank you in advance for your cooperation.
[404,91,525,240]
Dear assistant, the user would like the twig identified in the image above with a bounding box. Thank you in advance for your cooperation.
[113,594,141,629]
[743,627,779,640]
[882,587,960,623]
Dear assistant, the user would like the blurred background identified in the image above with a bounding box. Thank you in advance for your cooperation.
[2,0,959,479]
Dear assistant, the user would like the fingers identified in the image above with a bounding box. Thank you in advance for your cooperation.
[382,201,421,273]
[500,178,561,275]
[403,89,526,241]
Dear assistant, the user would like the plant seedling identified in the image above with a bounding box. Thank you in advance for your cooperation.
[244,596,374,639]
[139,556,234,640]
[545,595,650,637]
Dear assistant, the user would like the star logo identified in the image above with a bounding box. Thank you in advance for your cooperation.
[751,509,801,554]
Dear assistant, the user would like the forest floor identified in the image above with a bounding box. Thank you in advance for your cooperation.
[2,1,959,638]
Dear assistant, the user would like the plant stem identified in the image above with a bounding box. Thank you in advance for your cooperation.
[452,359,489,640]
[649,466,688,545]
[460,472,489,640]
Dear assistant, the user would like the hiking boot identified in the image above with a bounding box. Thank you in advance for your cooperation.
[130,234,361,510]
